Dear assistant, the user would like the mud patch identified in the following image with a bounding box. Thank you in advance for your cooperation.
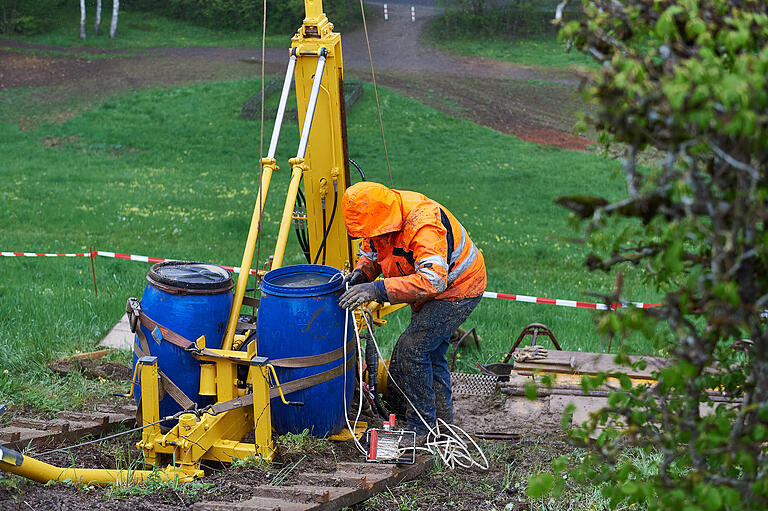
[41,135,78,147]
[46,359,133,381]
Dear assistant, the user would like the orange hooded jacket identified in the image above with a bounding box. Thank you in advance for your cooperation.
[342,182,486,307]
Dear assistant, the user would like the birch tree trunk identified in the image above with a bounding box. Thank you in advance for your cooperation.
[109,0,118,39]
[80,0,86,39]
[94,0,102,35]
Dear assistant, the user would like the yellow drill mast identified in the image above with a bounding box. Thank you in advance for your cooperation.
[223,0,353,350]
[0,0,356,485]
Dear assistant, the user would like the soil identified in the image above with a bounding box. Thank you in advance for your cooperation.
[46,359,133,381]
[0,3,593,150]
[0,395,570,510]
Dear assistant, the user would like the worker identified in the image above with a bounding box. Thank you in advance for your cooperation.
[339,182,486,438]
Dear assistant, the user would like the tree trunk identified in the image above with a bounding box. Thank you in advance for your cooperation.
[109,0,118,39]
[94,0,102,35]
[80,0,86,39]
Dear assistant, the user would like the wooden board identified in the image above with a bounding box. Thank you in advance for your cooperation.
[513,350,670,379]
[194,460,430,511]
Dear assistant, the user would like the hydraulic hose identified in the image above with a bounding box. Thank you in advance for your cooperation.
[313,185,338,265]
[362,330,388,420]
[349,158,366,182]
[294,186,311,263]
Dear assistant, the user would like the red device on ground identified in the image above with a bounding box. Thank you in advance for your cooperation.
[366,414,416,464]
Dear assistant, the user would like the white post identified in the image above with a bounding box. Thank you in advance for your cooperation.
[411,6,415,22]
[384,3,388,21]
[94,0,102,34]
[109,0,119,39]
[79,0,86,39]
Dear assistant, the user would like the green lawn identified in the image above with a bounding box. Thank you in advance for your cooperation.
[0,78,657,412]
[428,33,597,69]
[1,9,286,51]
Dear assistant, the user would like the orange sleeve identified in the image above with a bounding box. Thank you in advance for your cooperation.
[383,224,449,304]
[354,238,382,282]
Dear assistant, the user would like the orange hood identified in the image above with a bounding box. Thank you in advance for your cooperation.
[342,182,403,238]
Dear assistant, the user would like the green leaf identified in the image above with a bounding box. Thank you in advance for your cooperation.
[685,18,706,37]
[656,6,684,39]
[526,472,555,498]
[702,486,723,511]
[621,481,640,495]
[618,373,632,390]
[524,380,538,401]
[561,403,576,430]
[663,239,684,273]
[551,455,568,473]
[552,478,566,498]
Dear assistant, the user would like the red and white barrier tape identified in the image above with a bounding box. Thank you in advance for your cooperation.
[2,250,661,308]
[2,250,259,275]
[482,291,660,310]
[95,251,259,275]
[1,251,90,257]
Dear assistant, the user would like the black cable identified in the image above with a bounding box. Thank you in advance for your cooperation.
[239,328,258,352]
[362,311,388,419]
[349,158,366,181]
[294,186,311,263]
[313,186,338,264]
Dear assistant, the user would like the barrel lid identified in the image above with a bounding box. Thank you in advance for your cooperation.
[260,264,344,298]
[147,261,234,294]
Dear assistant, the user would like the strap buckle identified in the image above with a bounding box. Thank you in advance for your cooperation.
[126,297,142,333]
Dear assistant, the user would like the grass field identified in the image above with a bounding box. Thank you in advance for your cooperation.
[426,32,597,69]
[0,77,659,412]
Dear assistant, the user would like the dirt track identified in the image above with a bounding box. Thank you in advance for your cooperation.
[0,3,591,150]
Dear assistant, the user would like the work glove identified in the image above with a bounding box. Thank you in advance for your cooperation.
[339,282,385,310]
[343,269,368,287]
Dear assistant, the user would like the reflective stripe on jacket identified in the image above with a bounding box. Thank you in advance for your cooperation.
[342,182,486,307]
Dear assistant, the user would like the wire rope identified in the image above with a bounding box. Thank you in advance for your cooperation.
[254,0,268,287]
[33,414,184,458]
[358,0,394,187]
[339,282,488,470]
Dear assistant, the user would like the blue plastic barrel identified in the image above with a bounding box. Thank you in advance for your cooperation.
[257,264,354,437]
[133,261,234,422]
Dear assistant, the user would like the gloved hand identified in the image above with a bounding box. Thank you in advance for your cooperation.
[339,282,384,309]
[342,269,368,288]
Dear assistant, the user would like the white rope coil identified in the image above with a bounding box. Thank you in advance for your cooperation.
[340,281,488,470]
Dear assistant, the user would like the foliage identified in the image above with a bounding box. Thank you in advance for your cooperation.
[125,0,361,33]
[277,428,332,453]
[528,1,768,509]
[0,0,62,35]
[105,468,215,500]
[2,8,285,49]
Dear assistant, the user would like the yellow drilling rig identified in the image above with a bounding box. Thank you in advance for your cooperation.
[0,0,402,484]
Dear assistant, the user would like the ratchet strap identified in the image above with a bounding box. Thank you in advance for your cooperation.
[204,353,356,415]
[127,297,354,368]
[130,320,196,411]
[125,297,357,412]
[269,339,356,368]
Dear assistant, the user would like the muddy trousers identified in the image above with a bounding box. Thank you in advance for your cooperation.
[385,296,482,434]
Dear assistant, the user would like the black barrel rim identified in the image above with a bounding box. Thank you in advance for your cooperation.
[146,261,235,295]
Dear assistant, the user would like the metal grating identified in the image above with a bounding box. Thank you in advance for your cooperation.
[450,372,499,396]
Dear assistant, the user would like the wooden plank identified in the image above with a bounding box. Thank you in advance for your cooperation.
[196,459,429,511]
[195,496,308,511]
[307,460,429,511]
[251,485,348,504]
[299,471,376,488]
[514,350,670,379]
